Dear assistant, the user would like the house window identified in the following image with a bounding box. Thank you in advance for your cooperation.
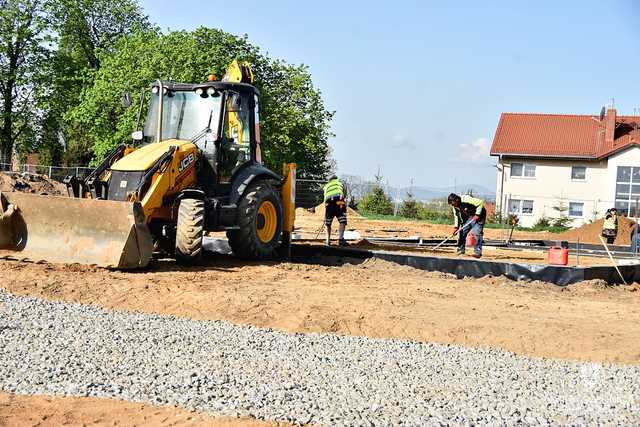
[510,162,536,178]
[571,166,586,180]
[508,199,534,215]
[615,166,640,216]
[569,202,584,217]
[510,163,523,177]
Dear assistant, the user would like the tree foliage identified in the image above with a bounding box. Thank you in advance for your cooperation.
[44,0,150,164]
[551,200,572,229]
[399,191,419,218]
[0,0,51,162]
[67,27,334,178]
[0,2,334,177]
[0,0,149,165]
[359,185,393,215]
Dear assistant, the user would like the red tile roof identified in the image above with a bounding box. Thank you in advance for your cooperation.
[490,112,640,159]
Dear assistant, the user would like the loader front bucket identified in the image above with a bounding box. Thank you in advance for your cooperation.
[0,192,153,269]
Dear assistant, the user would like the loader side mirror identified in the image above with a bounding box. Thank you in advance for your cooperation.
[122,92,132,108]
[131,131,143,141]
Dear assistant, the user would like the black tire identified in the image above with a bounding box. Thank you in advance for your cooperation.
[175,198,205,264]
[227,181,283,260]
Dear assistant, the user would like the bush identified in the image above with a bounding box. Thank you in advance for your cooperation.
[417,208,451,223]
[551,216,572,229]
[399,192,419,218]
[359,186,393,215]
[534,216,550,228]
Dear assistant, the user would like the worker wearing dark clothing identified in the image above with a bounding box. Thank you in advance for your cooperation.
[601,208,618,244]
[323,175,347,246]
[448,193,486,258]
[631,222,640,253]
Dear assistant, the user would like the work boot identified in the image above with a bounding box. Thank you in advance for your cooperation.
[338,239,349,247]
[456,248,465,255]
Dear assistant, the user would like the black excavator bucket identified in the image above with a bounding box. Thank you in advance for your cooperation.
[0,191,153,269]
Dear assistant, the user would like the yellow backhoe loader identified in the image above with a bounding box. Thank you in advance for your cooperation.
[0,61,296,268]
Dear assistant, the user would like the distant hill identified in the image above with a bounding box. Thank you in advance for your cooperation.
[396,185,496,202]
[339,175,496,203]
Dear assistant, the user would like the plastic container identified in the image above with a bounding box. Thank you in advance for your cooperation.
[548,246,569,265]
[466,233,477,247]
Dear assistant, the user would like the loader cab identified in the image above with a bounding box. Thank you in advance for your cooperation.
[141,81,262,190]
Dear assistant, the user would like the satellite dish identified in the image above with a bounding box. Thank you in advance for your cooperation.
[600,106,606,121]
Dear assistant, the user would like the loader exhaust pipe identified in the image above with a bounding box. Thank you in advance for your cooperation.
[156,79,164,143]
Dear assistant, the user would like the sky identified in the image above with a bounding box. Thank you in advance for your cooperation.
[141,0,640,190]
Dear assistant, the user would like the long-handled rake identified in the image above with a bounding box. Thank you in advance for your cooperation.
[314,222,325,240]
[430,229,460,252]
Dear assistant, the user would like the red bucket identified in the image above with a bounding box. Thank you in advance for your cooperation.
[466,233,477,247]
[548,246,569,265]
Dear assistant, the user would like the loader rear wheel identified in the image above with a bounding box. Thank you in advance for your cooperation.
[227,181,283,260]
[175,198,205,265]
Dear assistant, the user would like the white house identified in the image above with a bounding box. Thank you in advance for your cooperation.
[490,108,640,228]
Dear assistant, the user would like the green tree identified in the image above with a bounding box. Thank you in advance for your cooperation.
[49,0,150,70]
[66,27,334,178]
[0,0,51,163]
[40,0,150,164]
[551,200,572,229]
[360,186,393,215]
[360,174,393,216]
[399,191,419,218]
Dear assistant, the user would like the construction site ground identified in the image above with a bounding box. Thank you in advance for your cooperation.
[0,392,287,427]
[3,253,640,424]
[3,201,640,425]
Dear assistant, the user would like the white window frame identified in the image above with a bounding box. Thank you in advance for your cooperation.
[568,201,584,217]
[510,162,536,179]
[571,165,586,181]
[508,198,534,216]
[615,166,640,217]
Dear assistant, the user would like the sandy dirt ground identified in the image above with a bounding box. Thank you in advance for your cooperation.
[0,392,288,427]
[2,256,639,364]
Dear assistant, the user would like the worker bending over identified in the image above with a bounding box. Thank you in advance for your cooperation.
[323,175,348,246]
[447,193,486,258]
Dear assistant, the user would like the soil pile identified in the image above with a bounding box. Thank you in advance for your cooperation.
[558,216,636,245]
[0,172,66,196]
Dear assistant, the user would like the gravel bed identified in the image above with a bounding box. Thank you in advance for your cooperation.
[0,290,639,426]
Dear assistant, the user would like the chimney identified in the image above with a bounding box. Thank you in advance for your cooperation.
[605,107,616,146]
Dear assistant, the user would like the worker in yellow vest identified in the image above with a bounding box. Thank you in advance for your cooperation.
[323,175,348,246]
[448,193,486,258]
[602,208,618,244]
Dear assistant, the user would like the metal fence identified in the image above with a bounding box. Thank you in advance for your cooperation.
[0,162,94,181]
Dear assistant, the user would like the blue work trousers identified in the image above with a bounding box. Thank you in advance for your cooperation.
[457,221,484,256]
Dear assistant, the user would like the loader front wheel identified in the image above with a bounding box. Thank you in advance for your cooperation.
[175,198,205,265]
[227,181,282,260]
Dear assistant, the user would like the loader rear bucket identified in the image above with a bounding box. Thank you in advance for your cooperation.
[0,192,153,269]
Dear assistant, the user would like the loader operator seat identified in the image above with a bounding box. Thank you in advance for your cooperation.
[194,132,218,196]
[219,92,251,182]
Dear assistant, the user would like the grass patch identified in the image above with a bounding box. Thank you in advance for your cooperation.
[358,210,569,233]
